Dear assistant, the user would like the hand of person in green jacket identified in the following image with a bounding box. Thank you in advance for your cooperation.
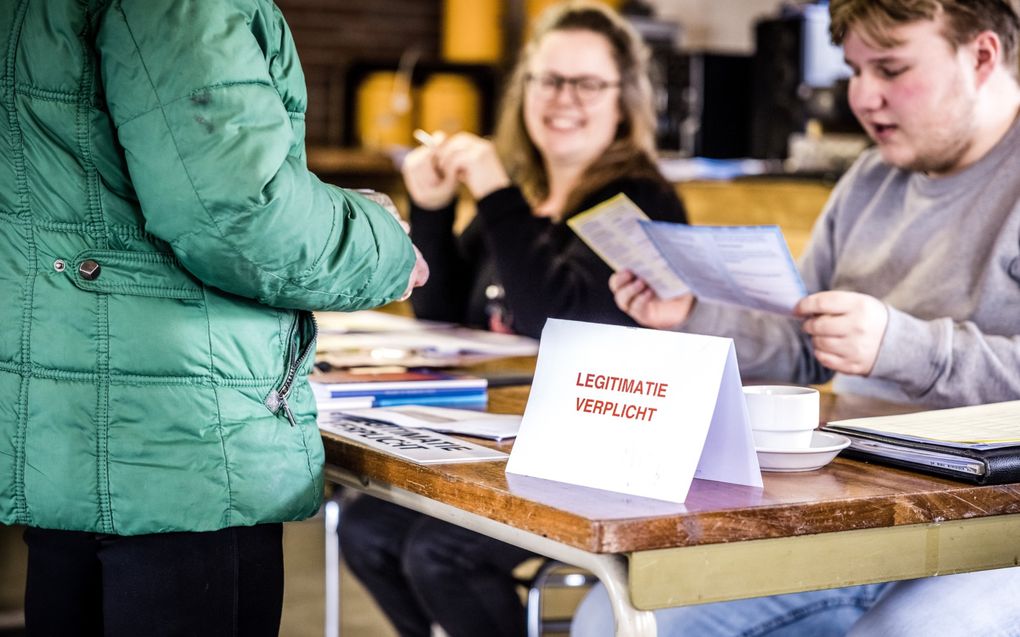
[354,189,429,299]
[402,244,430,301]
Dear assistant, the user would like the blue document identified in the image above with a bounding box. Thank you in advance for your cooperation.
[640,222,808,315]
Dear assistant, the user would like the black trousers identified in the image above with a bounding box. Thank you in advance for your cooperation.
[338,496,535,637]
[22,522,284,637]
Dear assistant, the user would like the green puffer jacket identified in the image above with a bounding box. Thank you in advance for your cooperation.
[0,0,415,535]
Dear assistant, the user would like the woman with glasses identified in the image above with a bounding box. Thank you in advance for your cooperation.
[401,0,687,339]
[338,3,686,637]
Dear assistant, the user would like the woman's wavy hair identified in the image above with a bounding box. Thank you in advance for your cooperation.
[493,1,664,220]
[829,0,1020,78]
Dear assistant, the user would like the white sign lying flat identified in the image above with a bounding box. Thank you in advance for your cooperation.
[337,405,521,442]
[505,319,761,503]
[318,411,508,464]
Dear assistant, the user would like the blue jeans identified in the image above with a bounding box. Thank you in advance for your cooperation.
[571,568,1020,637]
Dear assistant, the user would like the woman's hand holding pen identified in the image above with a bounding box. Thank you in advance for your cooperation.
[610,269,695,329]
[405,129,511,205]
[430,132,511,201]
[402,130,459,210]
[796,291,889,376]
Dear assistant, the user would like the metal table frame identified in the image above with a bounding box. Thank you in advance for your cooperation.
[326,465,1020,636]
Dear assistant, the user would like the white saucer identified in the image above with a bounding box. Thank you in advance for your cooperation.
[756,431,851,472]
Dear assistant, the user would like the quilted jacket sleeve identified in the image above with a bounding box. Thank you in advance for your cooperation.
[95,0,414,310]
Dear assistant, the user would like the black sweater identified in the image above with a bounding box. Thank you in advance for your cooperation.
[410,176,687,339]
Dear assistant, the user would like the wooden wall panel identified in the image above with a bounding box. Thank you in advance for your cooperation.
[276,0,442,144]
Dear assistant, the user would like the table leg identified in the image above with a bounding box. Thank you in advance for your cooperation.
[325,466,657,636]
[324,500,341,637]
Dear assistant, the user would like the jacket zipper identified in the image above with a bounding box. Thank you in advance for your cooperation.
[265,311,318,426]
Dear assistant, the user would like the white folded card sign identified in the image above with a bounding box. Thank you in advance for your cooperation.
[505,319,762,503]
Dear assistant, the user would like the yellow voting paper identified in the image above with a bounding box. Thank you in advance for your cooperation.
[567,194,689,299]
[829,401,1020,448]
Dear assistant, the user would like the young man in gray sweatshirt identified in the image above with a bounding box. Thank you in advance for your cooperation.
[575,0,1020,635]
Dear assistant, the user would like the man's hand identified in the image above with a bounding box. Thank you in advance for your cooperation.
[796,291,889,376]
[609,269,695,329]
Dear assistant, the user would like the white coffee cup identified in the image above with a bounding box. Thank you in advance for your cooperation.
[743,385,819,449]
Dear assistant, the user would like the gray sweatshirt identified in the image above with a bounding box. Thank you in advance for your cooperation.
[683,117,1020,408]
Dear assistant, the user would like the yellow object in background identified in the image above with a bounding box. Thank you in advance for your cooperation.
[418,74,481,136]
[356,72,413,149]
[525,0,623,31]
[442,0,503,63]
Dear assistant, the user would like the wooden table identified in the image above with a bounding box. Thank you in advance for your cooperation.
[322,387,1020,636]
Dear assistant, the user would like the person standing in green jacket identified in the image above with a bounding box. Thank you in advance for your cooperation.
[0,1,427,635]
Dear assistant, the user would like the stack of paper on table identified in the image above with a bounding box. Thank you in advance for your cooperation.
[568,193,808,315]
[822,400,1020,484]
[314,311,539,368]
[314,310,452,333]
[310,368,487,408]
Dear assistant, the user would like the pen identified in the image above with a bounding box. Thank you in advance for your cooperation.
[412,128,436,148]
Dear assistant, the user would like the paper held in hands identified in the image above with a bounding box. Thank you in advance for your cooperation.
[506,319,762,503]
[567,194,690,299]
[567,194,808,314]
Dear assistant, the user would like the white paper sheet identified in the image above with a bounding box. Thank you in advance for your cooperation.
[641,222,808,315]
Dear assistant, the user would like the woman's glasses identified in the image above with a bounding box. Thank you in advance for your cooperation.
[524,72,620,104]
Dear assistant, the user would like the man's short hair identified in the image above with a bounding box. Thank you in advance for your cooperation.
[829,0,1020,76]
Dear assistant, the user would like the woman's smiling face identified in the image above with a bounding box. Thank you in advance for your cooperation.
[523,29,622,171]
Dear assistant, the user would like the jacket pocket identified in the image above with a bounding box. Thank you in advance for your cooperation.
[265,310,318,426]
[65,249,203,299]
